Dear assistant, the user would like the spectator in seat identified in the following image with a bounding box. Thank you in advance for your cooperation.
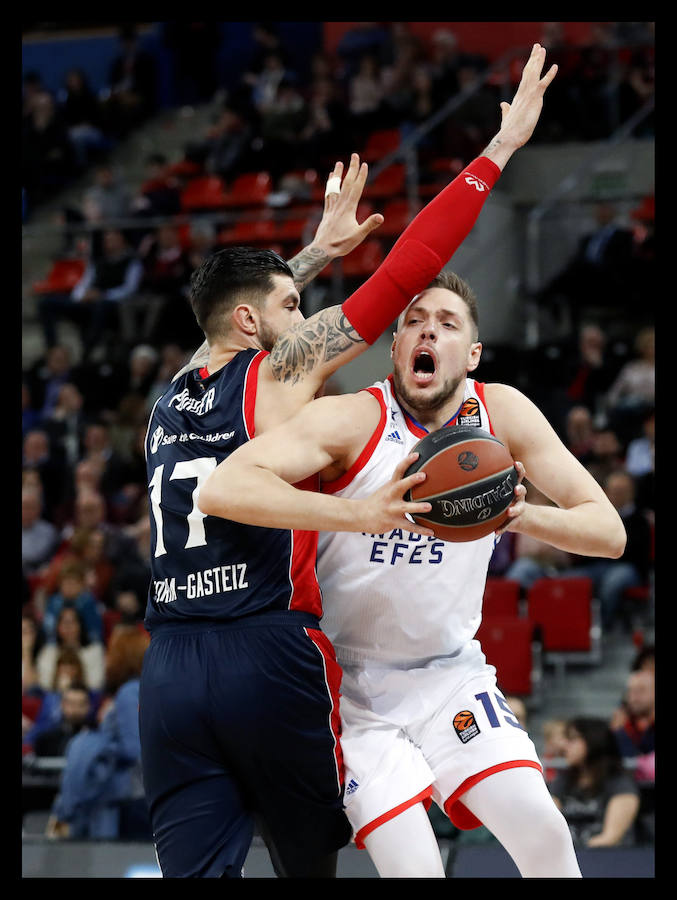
[58,68,109,170]
[562,470,652,632]
[47,626,152,840]
[22,428,69,522]
[41,566,104,654]
[126,225,193,345]
[101,25,157,137]
[39,229,143,360]
[605,326,655,446]
[611,669,655,780]
[24,649,100,755]
[22,612,47,699]
[22,89,77,207]
[549,717,640,848]
[22,485,59,577]
[31,683,96,759]
[43,382,86,470]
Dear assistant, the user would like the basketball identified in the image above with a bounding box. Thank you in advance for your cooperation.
[404,425,519,542]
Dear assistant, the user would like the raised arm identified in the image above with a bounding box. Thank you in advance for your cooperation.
[270,43,559,391]
[173,154,384,381]
[197,392,434,536]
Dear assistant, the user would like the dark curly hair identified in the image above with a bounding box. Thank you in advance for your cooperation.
[189,246,293,341]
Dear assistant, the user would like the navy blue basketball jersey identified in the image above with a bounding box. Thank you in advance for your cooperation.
[143,348,322,630]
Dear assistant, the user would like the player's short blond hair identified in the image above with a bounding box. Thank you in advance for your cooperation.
[396,271,479,340]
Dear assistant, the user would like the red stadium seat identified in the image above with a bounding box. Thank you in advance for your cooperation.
[341,239,385,277]
[476,615,539,697]
[32,258,87,294]
[361,128,402,161]
[180,175,230,211]
[363,164,406,199]
[482,578,521,619]
[378,199,418,238]
[220,172,272,208]
[218,215,278,246]
[527,577,601,670]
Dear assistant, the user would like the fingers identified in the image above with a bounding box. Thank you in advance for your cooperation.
[391,451,421,483]
[358,212,384,235]
[514,460,526,484]
[540,63,558,89]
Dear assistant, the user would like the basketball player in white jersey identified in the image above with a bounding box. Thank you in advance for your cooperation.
[199,264,626,877]
[197,45,627,877]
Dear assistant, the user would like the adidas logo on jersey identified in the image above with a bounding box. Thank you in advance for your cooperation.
[345,779,359,796]
[386,429,403,444]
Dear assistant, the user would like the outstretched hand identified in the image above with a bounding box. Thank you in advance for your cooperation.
[312,154,384,258]
[497,43,558,149]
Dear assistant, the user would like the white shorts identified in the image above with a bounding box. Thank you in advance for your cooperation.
[339,667,543,848]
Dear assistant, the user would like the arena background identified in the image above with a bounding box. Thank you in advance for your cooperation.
[21,21,655,878]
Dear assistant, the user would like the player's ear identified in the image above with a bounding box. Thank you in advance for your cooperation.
[467,341,482,373]
[390,333,398,359]
[232,304,258,336]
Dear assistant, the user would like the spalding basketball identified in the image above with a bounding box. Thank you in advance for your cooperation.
[404,425,518,542]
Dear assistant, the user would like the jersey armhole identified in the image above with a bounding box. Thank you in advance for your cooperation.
[242,350,269,439]
[474,381,494,436]
[321,388,388,494]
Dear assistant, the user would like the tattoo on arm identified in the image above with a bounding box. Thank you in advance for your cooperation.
[268,306,364,384]
[287,245,331,291]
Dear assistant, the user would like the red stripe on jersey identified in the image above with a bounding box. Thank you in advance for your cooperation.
[443,760,543,830]
[198,365,210,380]
[474,380,494,435]
[288,476,323,616]
[305,627,345,792]
[321,387,388,494]
[354,786,434,850]
[242,350,268,438]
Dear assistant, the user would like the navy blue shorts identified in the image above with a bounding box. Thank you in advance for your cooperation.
[138,611,351,877]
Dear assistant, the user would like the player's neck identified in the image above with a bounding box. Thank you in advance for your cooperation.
[205,335,264,375]
[399,384,467,433]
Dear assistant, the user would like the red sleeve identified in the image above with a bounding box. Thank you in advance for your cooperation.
[341,156,501,344]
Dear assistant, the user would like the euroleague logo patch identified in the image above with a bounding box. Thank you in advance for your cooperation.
[457,450,479,471]
[457,397,481,427]
[453,710,481,743]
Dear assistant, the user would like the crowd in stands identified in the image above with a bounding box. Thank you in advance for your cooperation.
[22,21,655,847]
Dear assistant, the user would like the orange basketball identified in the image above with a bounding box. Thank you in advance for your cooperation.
[404,425,518,542]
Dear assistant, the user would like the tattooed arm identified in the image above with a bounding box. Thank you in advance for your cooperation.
[172,154,383,382]
[267,305,365,386]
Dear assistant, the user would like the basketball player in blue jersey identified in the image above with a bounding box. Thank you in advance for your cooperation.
[199,47,628,878]
[139,111,512,877]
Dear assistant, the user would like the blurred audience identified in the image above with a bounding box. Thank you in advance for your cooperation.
[549,717,640,848]
[38,598,105,691]
[611,669,655,779]
[47,626,152,840]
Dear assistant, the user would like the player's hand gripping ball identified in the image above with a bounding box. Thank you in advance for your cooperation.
[404,425,519,542]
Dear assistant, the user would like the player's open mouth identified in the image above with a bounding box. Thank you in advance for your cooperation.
[411,349,437,385]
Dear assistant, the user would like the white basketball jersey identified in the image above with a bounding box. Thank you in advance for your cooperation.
[318,376,498,669]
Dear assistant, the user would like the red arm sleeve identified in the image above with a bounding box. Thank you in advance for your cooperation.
[341,155,501,344]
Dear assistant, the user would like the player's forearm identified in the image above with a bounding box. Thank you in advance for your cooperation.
[515,501,626,559]
[198,463,363,533]
[286,243,332,291]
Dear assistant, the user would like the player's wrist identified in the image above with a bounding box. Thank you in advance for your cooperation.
[480,131,521,170]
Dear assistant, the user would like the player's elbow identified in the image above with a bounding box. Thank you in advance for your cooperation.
[606,517,628,559]
[197,473,225,519]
